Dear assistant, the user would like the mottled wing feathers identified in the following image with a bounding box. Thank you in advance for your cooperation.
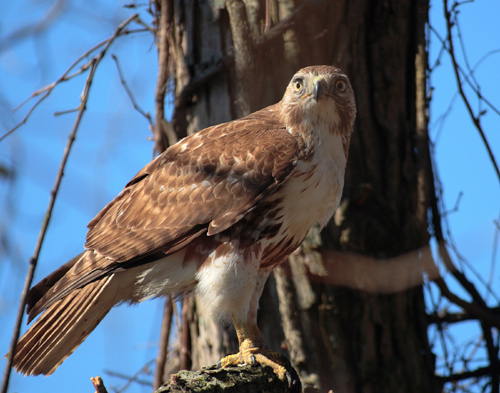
[27,106,303,321]
[84,106,302,263]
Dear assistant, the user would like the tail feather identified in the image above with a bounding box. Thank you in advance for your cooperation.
[13,275,116,376]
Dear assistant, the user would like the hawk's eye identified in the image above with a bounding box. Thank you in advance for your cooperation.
[292,78,303,92]
[335,79,347,92]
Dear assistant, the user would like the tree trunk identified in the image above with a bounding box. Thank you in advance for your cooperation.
[161,0,441,392]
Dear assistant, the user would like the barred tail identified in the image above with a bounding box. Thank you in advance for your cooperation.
[12,275,116,376]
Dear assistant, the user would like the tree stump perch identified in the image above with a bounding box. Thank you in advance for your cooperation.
[155,363,302,393]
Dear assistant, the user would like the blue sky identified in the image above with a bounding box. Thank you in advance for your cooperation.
[429,0,500,294]
[1,1,499,392]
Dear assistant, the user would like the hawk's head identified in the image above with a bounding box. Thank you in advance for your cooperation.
[280,65,356,138]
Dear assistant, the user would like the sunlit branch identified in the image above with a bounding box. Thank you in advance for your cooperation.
[91,376,109,393]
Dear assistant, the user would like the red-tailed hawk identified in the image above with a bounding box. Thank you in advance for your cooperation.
[12,65,356,382]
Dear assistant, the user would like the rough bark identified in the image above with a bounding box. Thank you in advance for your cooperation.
[156,364,296,393]
[158,1,441,392]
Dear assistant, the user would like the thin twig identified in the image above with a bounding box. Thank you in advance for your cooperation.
[0,13,141,143]
[433,151,500,393]
[429,24,500,118]
[429,136,500,391]
[0,59,99,393]
[444,0,500,183]
[431,277,500,329]
[486,212,500,302]
[427,5,500,390]
[0,14,146,393]
[105,361,155,391]
[104,372,153,389]
[433,194,500,393]
[111,54,154,129]
[132,15,155,34]
[54,107,80,116]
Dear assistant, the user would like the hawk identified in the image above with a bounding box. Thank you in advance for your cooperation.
[12,65,356,381]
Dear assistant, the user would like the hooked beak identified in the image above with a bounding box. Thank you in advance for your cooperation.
[313,77,324,101]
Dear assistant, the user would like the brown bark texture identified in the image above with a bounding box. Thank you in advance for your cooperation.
[157,364,293,393]
[156,0,442,392]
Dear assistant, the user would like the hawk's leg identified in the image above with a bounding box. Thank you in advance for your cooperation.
[219,270,294,383]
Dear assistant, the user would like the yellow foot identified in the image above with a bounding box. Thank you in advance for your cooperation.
[220,347,288,380]
[223,322,301,390]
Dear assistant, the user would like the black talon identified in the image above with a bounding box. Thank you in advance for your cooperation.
[249,355,257,365]
[284,366,302,393]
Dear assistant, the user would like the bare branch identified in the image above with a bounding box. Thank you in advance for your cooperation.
[180,295,193,371]
[1,59,99,393]
[428,307,500,325]
[104,365,154,390]
[438,365,493,384]
[436,242,500,392]
[91,376,109,393]
[0,13,141,143]
[130,14,156,34]
[0,13,153,393]
[111,54,154,129]
[486,212,500,302]
[443,0,500,183]
[154,296,174,390]
[429,24,500,118]
[432,276,500,330]
[437,243,500,325]
[54,107,81,116]
[442,191,463,217]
